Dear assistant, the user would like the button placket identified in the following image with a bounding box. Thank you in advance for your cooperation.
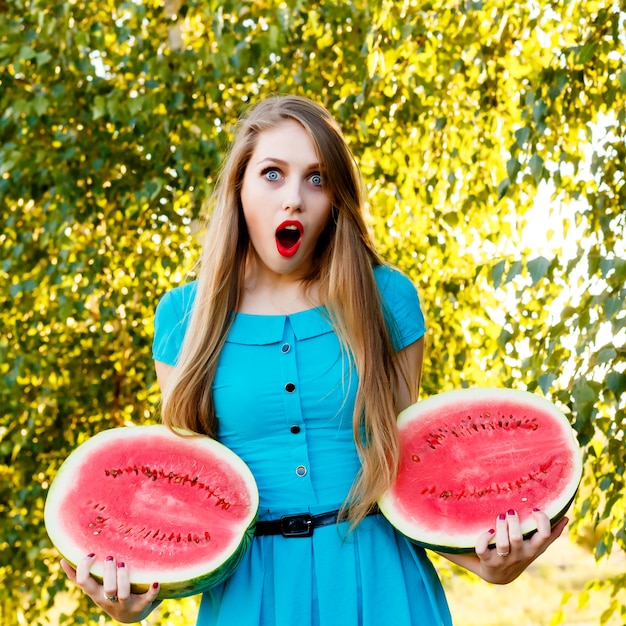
[280,319,311,486]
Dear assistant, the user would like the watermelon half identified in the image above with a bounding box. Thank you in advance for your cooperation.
[378,388,582,553]
[44,425,259,598]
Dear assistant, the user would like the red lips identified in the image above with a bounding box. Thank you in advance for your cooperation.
[275,220,303,257]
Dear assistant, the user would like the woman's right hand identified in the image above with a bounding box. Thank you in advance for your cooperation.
[61,554,162,624]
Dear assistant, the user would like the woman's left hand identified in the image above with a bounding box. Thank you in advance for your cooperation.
[473,509,569,584]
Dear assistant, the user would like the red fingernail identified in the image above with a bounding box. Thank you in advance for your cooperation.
[488,528,495,534]
[498,513,506,520]
[152,582,159,589]
[87,553,95,558]
[118,562,125,568]
[533,507,540,512]
[105,555,114,561]
[508,509,515,516]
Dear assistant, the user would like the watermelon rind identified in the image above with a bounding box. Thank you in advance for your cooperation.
[378,388,583,554]
[44,425,259,598]
[398,491,578,556]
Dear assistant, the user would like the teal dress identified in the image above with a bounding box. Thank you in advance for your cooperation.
[152,265,452,626]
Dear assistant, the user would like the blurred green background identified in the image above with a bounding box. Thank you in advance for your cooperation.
[1,0,624,623]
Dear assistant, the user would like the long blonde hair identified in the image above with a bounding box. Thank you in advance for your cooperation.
[161,95,413,525]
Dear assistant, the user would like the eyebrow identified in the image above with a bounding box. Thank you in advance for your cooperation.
[255,157,321,169]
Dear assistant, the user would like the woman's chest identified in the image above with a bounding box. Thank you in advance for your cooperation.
[213,317,357,439]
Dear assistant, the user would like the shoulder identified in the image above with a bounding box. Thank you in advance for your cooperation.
[155,281,198,322]
[152,281,198,366]
[373,263,420,308]
[373,263,425,351]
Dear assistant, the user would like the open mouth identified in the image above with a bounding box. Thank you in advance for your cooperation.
[275,221,303,257]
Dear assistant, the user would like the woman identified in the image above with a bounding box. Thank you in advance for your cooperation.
[62,95,567,625]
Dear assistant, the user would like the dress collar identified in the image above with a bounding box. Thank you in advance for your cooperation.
[226,307,334,345]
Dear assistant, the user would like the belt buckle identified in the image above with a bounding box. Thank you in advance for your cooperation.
[280,513,313,537]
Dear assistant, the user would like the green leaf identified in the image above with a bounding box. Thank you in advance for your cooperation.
[606,372,626,398]
[599,257,614,277]
[506,157,520,181]
[18,45,37,60]
[532,99,547,123]
[604,297,621,319]
[614,258,626,279]
[491,259,506,289]
[0,42,18,58]
[529,153,544,183]
[527,256,549,285]
[577,42,598,64]
[36,51,53,66]
[504,260,522,284]
[92,95,107,120]
[33,96,49,117]
[497,327,513,348]
[573,379,598,405]
[514,126,530,148]
[0,158,17,176]
[538,372,556,395]
[497,178,510,200]
[596,347,616,365]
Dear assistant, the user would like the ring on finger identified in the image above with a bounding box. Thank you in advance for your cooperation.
[497,551,509,557]
[106,594,118,602]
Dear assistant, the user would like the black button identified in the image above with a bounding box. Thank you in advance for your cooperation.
[281,343,291,353]
[285,382,296,393]
[290,425,301,434]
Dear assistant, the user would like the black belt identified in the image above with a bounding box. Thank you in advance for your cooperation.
[254,507,379,538]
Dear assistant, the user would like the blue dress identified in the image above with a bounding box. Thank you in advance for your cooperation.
[152,265,452,626]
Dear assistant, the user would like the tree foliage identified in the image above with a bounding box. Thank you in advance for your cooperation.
[1,0,624,624]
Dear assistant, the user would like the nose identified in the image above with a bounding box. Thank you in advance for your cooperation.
[282,179,302,212]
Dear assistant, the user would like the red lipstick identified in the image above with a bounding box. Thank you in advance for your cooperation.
[275,220,303,257]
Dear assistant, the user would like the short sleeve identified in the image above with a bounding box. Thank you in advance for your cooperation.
[374,265,426,351]
[152,282,198,366]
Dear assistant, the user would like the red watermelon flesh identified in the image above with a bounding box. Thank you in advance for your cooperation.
[378,388,582,553]
[44,426,259,598]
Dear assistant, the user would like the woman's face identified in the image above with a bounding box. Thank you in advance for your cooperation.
[240,119,332,281]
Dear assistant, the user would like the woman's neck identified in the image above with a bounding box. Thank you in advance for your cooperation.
[238,269,321,315]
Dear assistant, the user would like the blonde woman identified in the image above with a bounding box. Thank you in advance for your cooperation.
[62,95,567,625]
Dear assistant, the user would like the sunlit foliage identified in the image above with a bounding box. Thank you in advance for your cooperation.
[1,0,624,623]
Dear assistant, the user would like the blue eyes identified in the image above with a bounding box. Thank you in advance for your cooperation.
[262,168,323,186]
